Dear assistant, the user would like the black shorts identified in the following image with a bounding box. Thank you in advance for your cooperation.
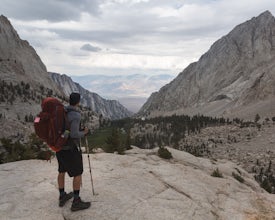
[56,148,83,177]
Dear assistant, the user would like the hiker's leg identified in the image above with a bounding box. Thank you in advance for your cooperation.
[70,150,91,211]
[73,175,82,199]
[56,151,66,190]
[58,172,73,207]
[58,172,65,189]
[56,152,74,207]
[71,174,90,211]
[73,175,81,190]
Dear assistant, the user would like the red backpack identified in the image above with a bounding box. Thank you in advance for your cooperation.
[34,97,69,152]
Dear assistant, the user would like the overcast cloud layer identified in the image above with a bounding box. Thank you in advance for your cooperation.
[1,0,275,109]
[1,0,275,78]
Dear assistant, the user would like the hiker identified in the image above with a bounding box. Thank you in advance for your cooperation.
[56,92,91,211]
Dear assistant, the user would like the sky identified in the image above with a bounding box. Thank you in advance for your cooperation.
[1,0,275,78]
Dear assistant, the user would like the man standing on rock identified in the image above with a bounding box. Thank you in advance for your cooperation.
[56,92,91,211]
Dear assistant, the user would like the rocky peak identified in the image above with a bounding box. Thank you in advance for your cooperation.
[255,10,274,21]
[0,15,15,30]
[0,15,61,92]
[0,15,27,53]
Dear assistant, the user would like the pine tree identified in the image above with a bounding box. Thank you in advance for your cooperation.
[125,130,132,150]
[105,128,121,153]
[25,83,30,90]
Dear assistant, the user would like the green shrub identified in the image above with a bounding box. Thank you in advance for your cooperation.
[211,168,223,178]
[0,134,52,163]
[158,147,173,159]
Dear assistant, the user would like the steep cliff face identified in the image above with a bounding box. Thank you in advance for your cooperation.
[0,15,61,93]
[139,11,275,119]
[49,72,133,120]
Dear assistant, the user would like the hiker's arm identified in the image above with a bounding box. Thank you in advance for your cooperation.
[70,118,85,139]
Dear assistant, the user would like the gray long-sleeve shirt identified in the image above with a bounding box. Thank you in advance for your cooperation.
[62,105,85,150]
[66,105,85,139]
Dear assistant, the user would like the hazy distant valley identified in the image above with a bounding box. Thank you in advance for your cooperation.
[71,74,174,113]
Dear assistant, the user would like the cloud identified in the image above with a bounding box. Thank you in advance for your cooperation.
[0,0,101,21]
[80,43,102,52]
[71,73,175,99]
[2,0,275,78]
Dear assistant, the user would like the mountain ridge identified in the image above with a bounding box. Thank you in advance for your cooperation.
[138,11,275,119]
[49,72,133,120]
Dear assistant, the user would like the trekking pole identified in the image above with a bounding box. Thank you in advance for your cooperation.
[79,138,83,188]
[85,136,96,195]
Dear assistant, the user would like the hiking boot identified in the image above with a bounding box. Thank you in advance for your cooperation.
[59,192,73,207]
[71,197,91,212]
